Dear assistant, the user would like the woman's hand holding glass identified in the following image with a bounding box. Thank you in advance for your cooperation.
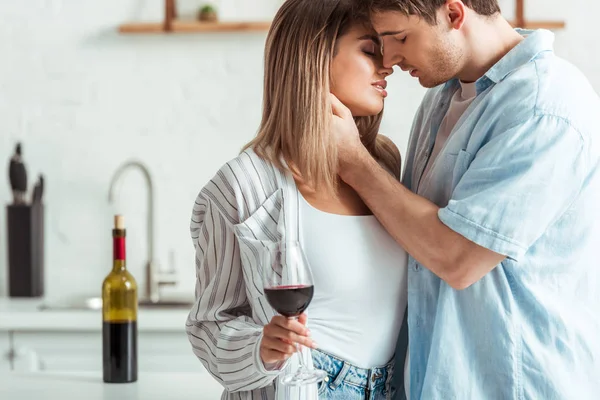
[260,241,327,385]
[259,313,317,365]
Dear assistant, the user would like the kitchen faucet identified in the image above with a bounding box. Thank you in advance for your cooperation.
[108,160,177,303]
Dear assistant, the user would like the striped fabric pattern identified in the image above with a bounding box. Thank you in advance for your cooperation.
[186,148,317,400]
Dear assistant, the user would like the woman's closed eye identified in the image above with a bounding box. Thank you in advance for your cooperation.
[363,45,375,56]
[362,42,379,57]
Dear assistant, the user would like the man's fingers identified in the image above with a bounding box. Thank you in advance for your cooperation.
[330,93,351,119]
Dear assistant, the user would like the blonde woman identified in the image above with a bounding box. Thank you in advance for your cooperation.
[186,0,408,399]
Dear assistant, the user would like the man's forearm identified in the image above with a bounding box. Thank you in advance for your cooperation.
[342,151,502,290]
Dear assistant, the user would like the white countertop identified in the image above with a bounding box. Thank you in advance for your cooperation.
[0,297,192,332]
[0,371,224,399]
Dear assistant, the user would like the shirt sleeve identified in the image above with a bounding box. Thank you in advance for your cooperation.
[438,115,587,262]
[186,169,281,393]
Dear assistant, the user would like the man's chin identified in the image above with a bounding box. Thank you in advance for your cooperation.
[418,78,437,89]
[419,76,449,89]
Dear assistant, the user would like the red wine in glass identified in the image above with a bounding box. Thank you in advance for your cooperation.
[262,241,327,386]
[264,285,314,317]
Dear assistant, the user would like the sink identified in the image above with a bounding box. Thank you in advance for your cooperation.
[38,296,194,311]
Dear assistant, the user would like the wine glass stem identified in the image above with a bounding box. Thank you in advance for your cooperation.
[295,343,309,370]
[289,316,309,369]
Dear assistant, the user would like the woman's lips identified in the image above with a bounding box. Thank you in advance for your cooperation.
[372,80,388,97]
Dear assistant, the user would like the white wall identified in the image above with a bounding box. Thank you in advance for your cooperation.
[0,0,597,299]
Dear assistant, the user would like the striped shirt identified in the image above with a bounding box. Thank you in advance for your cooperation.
[186,148,318,400]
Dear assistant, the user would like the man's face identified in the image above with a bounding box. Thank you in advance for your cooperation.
[372,10,464,88]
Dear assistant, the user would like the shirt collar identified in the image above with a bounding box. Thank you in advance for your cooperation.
[484,28,555,83]
[443,28,555,94]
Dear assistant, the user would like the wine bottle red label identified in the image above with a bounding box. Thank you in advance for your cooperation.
[113,236,125,261]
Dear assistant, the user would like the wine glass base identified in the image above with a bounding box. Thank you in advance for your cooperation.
[280,369,328,386]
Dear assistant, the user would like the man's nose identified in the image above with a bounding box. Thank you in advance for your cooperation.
[381,40,403,69]
[379,66,394,77]
[383,50,403,69]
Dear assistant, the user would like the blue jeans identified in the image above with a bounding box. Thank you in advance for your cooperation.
[311,349,395,400]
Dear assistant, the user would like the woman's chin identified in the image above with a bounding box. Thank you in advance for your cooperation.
[349,102,384,117]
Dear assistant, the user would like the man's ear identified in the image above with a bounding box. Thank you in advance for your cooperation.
[444,0,467,30]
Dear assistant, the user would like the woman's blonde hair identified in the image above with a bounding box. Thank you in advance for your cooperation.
[243,0,401,194]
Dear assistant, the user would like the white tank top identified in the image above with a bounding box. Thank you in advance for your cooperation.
[299,193,408,368]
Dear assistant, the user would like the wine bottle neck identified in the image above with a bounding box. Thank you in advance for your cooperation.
[112,259,126,272]
[112,229,126,271]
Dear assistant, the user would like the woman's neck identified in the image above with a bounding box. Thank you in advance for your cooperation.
[293,174,372,216]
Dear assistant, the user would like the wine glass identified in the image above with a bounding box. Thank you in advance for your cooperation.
[262,240,327,386]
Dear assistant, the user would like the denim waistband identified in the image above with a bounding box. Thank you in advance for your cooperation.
[311,348,394,391]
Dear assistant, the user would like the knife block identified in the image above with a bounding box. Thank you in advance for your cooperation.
[6,203,44,297]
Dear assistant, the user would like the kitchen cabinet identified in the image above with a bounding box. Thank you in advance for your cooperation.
[0,370,225,400]
[0,298,207,375]
[9,330,204,373]
[0,332,10,372]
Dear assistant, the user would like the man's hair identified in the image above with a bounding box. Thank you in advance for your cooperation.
[356,0,501,24]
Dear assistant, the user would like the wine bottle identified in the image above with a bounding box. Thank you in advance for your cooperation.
[102,215,138,383]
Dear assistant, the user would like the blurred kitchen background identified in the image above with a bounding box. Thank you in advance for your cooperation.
[1,0,598,300]
[0,0,598,379]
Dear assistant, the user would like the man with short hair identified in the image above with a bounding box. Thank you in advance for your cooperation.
[331,0,600,398]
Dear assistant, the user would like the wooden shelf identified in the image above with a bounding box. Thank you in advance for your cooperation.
[118,19,564,34]
[117,0,564,34]
[118,22,165,34]
[119,20,271,34]
[510,0,565,30]
[508,20,565,29]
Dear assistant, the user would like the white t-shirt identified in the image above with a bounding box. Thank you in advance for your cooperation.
[299,193,408,368]
[421,80,478,180]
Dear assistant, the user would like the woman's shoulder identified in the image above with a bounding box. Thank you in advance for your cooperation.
[218,147,280,191]
[197,147,283,222]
